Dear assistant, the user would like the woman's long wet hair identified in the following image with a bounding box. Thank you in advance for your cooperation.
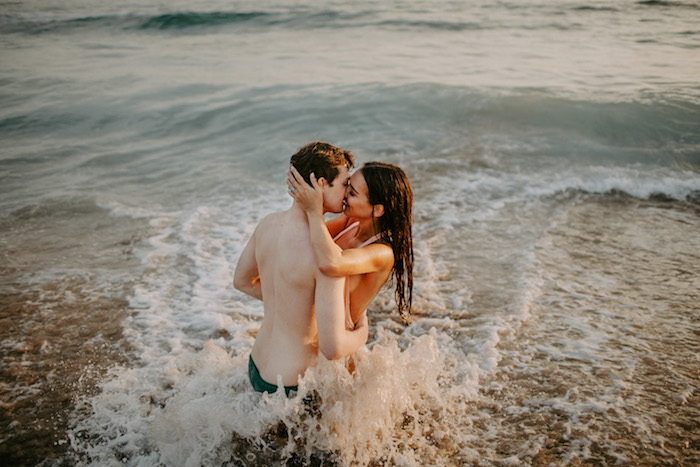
[361,162,413,322]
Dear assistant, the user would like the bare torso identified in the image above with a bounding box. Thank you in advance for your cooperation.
[249,207,321,386]
[244,209,389,386]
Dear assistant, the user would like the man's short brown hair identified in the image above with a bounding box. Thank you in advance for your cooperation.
[290,141,355,187]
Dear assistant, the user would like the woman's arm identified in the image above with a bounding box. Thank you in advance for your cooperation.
[288,168,393,277]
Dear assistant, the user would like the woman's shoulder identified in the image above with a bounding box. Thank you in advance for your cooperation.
[365,242,395,270]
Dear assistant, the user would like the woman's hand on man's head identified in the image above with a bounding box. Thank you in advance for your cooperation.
[287,166,324,216]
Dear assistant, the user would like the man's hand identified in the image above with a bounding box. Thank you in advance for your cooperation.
[352,312,369,343]
[352,312,368,332]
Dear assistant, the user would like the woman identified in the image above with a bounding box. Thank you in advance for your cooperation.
[287,162,413,336]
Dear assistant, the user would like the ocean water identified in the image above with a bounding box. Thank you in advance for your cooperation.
[1,0,699,465]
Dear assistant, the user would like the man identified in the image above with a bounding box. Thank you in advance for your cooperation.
[233,141,369,395]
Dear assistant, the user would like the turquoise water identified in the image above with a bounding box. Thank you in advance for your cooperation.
[1,0,699,465]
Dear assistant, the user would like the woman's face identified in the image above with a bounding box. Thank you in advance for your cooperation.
[343,170,375,219]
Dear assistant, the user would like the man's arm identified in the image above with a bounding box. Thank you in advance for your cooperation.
[315,274,368,360]
[233,228,263,301]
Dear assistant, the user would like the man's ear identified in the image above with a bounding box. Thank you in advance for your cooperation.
[372,204,385,218]
[316,177,328,190]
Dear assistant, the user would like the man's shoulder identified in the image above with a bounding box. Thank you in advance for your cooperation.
[255,209,316,276]
[254,210,303,243]
[255,210,286,231]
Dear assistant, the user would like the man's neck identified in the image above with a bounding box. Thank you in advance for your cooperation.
[289,201,306,218]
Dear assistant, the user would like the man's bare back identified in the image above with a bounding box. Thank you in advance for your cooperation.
[234,142,369,394]
[244,205,323,386]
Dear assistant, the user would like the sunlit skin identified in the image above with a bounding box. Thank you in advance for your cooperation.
[321,166,351,214]
[288,167,394,327]
[342,171,383,227]
[234,164,370,388]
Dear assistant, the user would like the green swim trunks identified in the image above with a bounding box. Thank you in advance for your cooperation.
[248,355,298,396]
